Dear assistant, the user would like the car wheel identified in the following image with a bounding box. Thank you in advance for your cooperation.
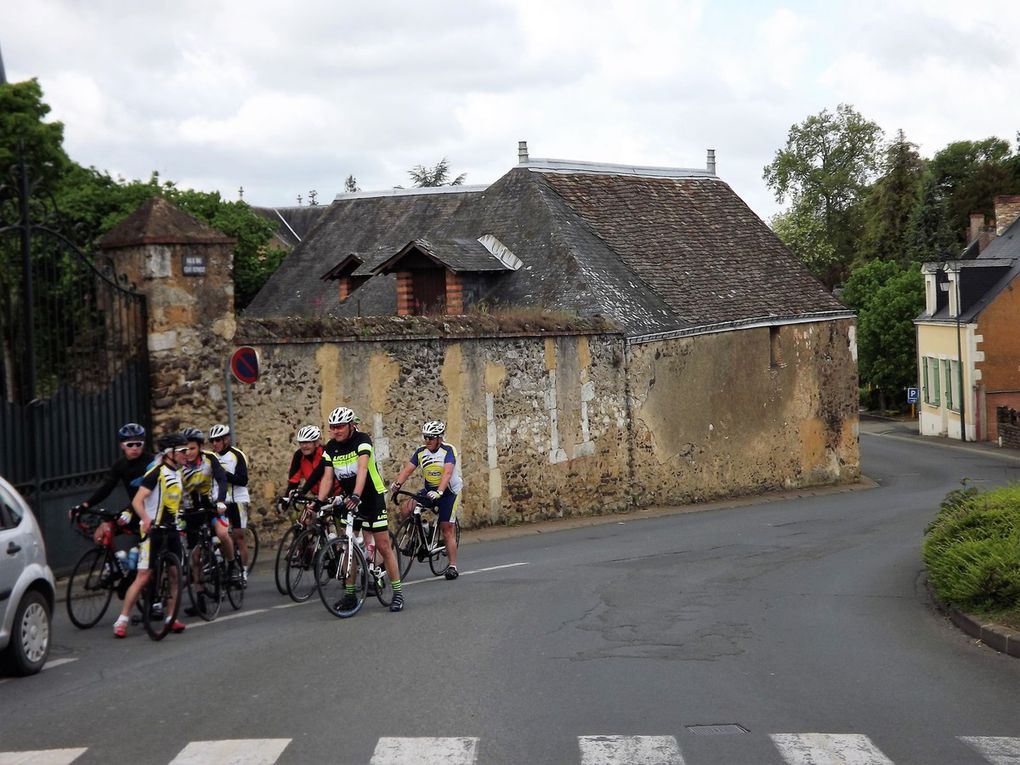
[3,590,51,676]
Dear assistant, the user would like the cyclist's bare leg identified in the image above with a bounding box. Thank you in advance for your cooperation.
[374,529,400,583]
[441,521,458,567]
[120,569,151,619]
[214,520,235,561]
[231,527,249,569]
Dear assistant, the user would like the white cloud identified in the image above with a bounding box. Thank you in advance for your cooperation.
[2,0,1018,219]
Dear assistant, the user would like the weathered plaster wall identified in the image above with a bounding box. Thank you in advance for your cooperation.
[627,320,859,504]
[226,333,631,531]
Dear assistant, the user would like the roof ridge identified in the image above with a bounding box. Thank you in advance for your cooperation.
[523,157,718,180]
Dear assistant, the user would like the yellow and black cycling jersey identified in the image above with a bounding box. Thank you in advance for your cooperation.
[138,463,184,526]
[304,430,386,500]
[409,442,462,494]
[181,450,227,507]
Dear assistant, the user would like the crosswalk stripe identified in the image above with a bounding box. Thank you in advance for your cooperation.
[771,733,894,765]
[168,738,291,765]
[960,737,1020,764]
[0,749,87,765]
[369,737,479,764]
[578,735,685,765]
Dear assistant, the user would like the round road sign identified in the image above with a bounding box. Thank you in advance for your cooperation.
[230,346,260,384]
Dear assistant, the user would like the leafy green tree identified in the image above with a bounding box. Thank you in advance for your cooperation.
[928,138,1020,243]
[408,157,466,187]
[857,130,924,266]
[770,205,837,279]
[908,174,958,263]
[764,104,883,288]
[842,260,924,411]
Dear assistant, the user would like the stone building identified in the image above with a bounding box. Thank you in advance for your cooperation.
[238,150,860,529]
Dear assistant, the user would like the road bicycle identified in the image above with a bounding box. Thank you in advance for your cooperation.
[66,508,139,629]
[390,489,461,579]
[313,507,369,618]
[178,509,223,621]
[283,497,339,602]
[272,493,320,595]
[140,522,184,641]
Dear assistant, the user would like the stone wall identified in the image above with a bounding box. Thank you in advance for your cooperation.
[626,319,860,505]
[226,330,632,531]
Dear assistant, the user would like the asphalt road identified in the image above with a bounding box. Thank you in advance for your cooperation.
[3,424,1020,765]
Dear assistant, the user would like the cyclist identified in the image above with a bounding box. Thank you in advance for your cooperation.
[70,422,155,544]
[389,420,462,580]
[113,432,188,638]
[208,424,252,579]
[286,425,326,496]
[302,406,405,612]
[179,428,237,612]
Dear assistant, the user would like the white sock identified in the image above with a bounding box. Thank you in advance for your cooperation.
[114,615,129,625]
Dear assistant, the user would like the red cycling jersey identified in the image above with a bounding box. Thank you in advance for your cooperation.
[287,445,327,495]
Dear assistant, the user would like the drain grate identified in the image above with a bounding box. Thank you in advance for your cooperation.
[686,724,749,736]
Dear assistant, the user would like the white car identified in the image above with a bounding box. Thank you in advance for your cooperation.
[0,476,55,676]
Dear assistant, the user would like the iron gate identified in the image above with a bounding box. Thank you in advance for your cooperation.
[0,152,151,510]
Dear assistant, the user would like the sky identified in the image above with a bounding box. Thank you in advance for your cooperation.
[3,0,1019,222]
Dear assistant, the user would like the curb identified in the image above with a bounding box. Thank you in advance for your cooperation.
[926,576,1020,659]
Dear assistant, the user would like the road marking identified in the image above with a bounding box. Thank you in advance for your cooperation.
[0,658,79,686]
[403,561,529,586]
[771,733,894,765]
[0,749,87,765]
[168,738,291,765]
[370,737,479,764]
[185,609,269,629]
[960,736,1020,764]
[578,735,684,764]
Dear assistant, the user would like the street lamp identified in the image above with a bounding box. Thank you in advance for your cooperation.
[943,263,966,442]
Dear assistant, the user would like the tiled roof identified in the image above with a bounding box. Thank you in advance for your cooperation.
[246,164,845,336]
[99,196,235,250]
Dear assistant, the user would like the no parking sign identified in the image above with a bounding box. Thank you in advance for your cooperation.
[230,346,260,384]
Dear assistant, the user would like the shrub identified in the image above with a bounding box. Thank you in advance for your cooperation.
[923,482,1020,611]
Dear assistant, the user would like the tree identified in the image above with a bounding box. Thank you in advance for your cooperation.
[408,157,466,187]
[908,174,958,264]
[344,175,360,193]
[764,104,883,288]
[856,129,924,266]
[928,138,1020,243]
[841,260,924,411]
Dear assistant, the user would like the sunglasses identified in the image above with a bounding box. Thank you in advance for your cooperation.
[173,447,189,453]
[123,441,144,448]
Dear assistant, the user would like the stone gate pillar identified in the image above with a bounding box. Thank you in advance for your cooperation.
[99,196,236,434]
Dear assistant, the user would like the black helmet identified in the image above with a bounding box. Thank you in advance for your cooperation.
[156,433,187,452]
[182,427,205,444]
[117,422,146,441]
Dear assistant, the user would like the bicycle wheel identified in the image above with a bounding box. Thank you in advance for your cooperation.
[274,526,297,595]
[187,545,221,621]
[244,524,260,570]
[225,553,245,610]
[143,551,182,641]
[393,516,417,581]
[315,537,367,618]
[285,528,324,603]
[66,548,114,629]
[428,519,461,576]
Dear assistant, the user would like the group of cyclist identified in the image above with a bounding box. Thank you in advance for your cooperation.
[71,405,462,635]
[70,423,252,638]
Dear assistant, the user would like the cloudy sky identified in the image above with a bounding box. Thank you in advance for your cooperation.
[4,0,1018,221]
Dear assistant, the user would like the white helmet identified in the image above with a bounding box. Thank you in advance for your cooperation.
[296,425,321,442]
[208,423,230,439]
[422,420,446,437]
[327,407,356,425]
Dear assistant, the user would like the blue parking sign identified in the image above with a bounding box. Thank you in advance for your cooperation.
[907,387,919,404]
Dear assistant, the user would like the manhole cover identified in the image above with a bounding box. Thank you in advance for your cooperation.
[686,724,749,736]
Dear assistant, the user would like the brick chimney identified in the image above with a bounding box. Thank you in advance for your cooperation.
[968,213,996,253]
[994,195,1020,235]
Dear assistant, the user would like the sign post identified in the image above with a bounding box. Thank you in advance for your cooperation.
[907,387,919,419]
[225,347,260,441]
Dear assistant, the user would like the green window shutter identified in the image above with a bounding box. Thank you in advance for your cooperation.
[943,360,953,410]
[922,358,929,403]
[933,360,941,408]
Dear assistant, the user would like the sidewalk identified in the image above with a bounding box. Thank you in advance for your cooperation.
[861,412,1020,658]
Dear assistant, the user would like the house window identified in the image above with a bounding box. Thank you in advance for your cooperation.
[923,357,940,406]
[944,359,960,412]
